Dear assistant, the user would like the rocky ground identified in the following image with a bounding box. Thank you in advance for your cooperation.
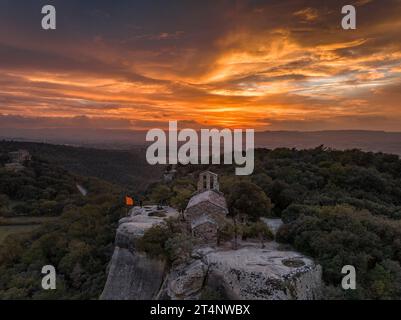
[101,206,322,300]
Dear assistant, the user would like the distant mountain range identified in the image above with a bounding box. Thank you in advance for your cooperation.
[254,130,401,156]
[1,128,401,155]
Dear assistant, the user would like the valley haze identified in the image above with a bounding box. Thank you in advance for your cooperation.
[1,129,401,156]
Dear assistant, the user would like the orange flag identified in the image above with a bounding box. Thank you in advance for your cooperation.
[125,196,134,206]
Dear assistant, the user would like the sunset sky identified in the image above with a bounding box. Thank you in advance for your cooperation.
[1,0,401,132]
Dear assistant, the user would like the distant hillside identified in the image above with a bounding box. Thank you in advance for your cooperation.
[2,129,401,156]
[0,150,125,299]
[0,141,164,193]
[255,131,401,156]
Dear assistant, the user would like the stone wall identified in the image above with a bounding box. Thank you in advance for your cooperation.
[185,202,226,224]
[192,221,218,243]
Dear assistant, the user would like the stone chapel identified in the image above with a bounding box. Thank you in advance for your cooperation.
[184,171,228,242]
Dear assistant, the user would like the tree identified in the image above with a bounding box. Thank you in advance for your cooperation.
[149,184,173,206]
[251,173,273,195]
[243,221,273,248]
[217,221,234,246]
[170,187,193,212]
[225,181,272,221]
[0,194,10,216]
[165,233,193,265]
[281,204,319,223]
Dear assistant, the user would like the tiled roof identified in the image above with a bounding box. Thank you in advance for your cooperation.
[199,170,218,176]
[186,190,228,213]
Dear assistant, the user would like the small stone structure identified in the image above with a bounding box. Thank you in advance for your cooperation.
[185,171,228,243]
[163,164,177,182]
[5,149,31,172]
[9,150,31,163]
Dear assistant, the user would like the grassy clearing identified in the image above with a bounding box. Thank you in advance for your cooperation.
[0,216,58,226]
[0,225,40,244]
[0,217,59,244]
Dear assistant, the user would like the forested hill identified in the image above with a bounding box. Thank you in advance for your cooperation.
[147,147,401,299]
[0,141,163,193]
[0,140,160,299]
[0,145,126,299]
[3,141,401,299]
[163,147,401,217]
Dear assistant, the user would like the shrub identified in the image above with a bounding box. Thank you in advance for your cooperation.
[225,181,272,221]
[165,233,193,265]
[242,221,273,248]
[136,224,171,259]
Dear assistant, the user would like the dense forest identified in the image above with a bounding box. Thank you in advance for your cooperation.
[146,147,401,299]
[2,141,401,299]
[0,143,126,299]
[0,141,163,193]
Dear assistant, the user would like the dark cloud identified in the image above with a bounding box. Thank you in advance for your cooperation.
[0,0,400,131]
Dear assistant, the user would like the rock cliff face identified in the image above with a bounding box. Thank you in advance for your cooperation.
[100,247,165,300]
[101,206,322,300]
[100,206,178,300]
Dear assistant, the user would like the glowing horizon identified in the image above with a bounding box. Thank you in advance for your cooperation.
[0,0,401,132]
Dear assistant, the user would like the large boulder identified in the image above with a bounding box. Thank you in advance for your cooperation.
[202,245,322,300]
[166,259,208,299]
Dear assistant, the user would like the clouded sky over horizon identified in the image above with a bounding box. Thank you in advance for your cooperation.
[1,0,401,132]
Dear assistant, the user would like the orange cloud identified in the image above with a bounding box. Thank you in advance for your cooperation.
[0,0,401,132]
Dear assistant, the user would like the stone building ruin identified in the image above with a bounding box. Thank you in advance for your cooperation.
[5,149,31,172]
[185,171,228,243]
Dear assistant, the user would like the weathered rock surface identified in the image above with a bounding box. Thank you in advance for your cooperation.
[201,243,322,300]
[101,206,322,300]
[166,259,208,300]
[100,247,165,300]
[100,206,178,300]
[115,206,178,246]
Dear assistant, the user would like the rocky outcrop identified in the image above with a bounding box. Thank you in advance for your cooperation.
[101,206,323,300]
[100,247,165,300]
[166,259,208,300]
[155,244,322,300]
[201,244,322,300]
[100,206,178,300]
